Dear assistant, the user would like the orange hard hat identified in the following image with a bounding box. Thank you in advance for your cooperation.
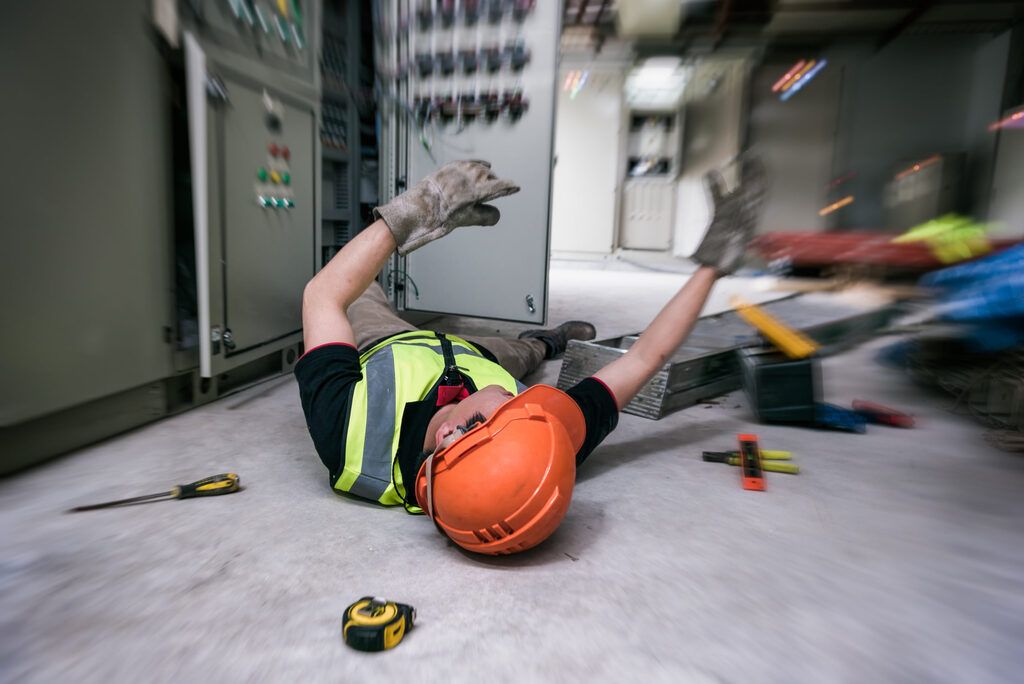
[415,385,586,555]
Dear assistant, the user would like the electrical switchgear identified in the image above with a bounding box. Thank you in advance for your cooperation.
[376,0,558,323]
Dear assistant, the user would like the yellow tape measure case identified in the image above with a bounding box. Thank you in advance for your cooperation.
[342,597,416,652]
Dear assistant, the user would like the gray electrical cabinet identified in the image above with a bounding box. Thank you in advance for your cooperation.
[182,0,320,378]
[0,0,321,473]
[375,0,559,323]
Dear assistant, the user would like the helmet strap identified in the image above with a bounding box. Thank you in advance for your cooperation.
[423,451,449,540]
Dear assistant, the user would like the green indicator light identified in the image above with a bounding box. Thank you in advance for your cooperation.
[282,172,291,185]
[257,167,268,181]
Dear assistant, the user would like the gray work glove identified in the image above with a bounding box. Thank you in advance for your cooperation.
[691,156,768,275]
[374,160,520,255]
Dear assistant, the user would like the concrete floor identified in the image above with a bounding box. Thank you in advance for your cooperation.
[3,266,1024,683]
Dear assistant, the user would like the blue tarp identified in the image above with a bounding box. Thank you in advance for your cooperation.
[920,244,1024,350]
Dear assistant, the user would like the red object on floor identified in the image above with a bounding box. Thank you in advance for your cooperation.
[852,400,915,428]
[750,232,1021,272]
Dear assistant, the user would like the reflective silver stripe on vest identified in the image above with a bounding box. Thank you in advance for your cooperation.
[349,346,397,501]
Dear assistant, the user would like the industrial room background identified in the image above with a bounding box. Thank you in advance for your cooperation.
[0,0,562,473]
[3,0,1022,473]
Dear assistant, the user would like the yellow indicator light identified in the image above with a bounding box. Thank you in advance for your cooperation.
[819,195,854,217]
[894,154,941,181]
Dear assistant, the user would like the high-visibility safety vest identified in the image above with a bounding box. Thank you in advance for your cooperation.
[337,330,520,506]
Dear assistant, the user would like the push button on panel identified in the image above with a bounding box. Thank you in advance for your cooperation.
[256,195,295,209]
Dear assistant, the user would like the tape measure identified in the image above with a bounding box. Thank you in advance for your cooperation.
[342,597,415,652]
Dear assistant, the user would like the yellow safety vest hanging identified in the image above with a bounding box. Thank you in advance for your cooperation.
[337,331,520,506]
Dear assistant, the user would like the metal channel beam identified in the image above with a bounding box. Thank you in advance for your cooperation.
[557,295,896,419]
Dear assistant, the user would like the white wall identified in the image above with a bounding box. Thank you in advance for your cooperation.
[673,58,750,258]
[550,68,627,255]
[551,55,752,259]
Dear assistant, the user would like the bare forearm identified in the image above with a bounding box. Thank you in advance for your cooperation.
[594,267,719,408]
[302,219,397,348]
[628,267,718,369]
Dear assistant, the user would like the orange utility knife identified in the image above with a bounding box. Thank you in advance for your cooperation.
[738,434,766,491]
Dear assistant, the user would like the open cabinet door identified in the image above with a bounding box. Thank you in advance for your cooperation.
[395,0,560,324]
[185,33,318,378]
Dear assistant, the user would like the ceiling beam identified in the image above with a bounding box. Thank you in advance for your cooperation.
[712,0,736,49]
[876,0,936,50]
[574,0,590,26]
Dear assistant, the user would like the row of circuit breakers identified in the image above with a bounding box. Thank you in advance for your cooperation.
[417,0,535,27]
[227,0,308,49]
[409,0,535,126]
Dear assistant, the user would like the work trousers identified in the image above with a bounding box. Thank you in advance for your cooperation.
[347,282,547,380]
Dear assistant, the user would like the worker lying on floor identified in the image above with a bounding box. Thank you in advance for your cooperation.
[297,158,765,555]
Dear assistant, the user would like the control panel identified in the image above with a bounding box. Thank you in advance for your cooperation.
[181,1,320,377]
[220,80,315,354]
[402,0,537,130]
[376,0,559,323]
[253,92,298,209]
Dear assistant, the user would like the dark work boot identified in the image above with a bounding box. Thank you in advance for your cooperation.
[518,321,597,359]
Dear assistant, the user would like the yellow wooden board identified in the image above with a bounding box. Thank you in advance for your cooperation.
[731,296,819,359]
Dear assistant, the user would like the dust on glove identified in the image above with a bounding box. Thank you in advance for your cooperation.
[691,156,768,275]
[374,160,520,256]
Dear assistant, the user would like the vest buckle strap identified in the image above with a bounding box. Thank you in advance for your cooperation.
[435,333,469,406]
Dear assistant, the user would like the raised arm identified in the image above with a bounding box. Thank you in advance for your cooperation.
[594,267,719,407]
[301,160,519,349]
[594,158,767,408]
[302,220,396,349]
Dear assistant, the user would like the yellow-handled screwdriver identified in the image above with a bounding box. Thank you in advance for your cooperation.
[703,450,792,460]
[724,457,799,475]
[703,451,800,474]
[68,473,240,512]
